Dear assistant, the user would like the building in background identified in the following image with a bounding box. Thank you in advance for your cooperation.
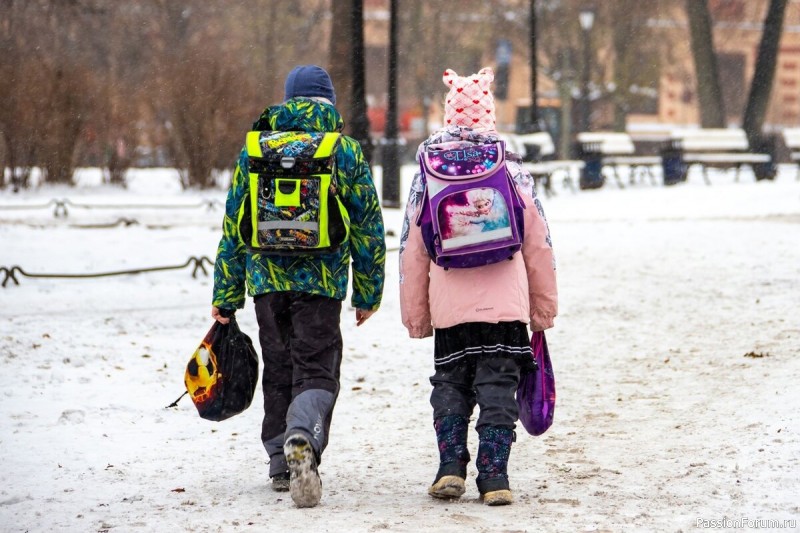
[360,0,800,157]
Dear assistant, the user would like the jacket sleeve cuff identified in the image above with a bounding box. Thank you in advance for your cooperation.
[530,308,555,331]
[407,324,434,338]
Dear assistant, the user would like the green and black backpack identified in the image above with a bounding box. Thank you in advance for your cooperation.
[238,130,350,255]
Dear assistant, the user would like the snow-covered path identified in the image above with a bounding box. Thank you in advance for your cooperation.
[1,165,798,532]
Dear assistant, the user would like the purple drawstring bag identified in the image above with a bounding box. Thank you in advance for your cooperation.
[517,331,556,436]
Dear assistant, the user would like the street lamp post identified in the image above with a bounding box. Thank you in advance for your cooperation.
[381,0,401,208]
[350,0,373,165]
[528,0,539,132]
[579,9,594,133]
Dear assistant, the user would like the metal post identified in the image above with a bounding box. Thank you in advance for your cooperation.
[350,0,373,164]
[381,0,401,208]
[581,30,590,132]
[528,0,539,132]
[579,10,594,133]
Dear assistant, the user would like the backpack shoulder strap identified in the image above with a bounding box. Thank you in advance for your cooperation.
[245,130,267,157]
[414,180,428,227]
[313,132,341,158]
[317,133,342,190]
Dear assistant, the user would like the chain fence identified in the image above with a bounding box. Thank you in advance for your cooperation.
[1,198,399,288]
[0,198,223,218]
[1,256,214,288]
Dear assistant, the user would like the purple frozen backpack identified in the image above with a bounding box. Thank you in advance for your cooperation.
[517,331,556,436]
[416,139,525,269]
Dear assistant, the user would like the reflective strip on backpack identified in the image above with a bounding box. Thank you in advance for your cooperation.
[313,132,341,159]
[312,134,340,248]
[246,131,264,158]
[249,171,261,248]
[257,221,319,231]
[316,173,331,247]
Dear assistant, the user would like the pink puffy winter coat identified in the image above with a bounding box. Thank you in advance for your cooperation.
[399,127,558,338]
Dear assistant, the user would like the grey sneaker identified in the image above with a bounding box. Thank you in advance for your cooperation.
[284,434,322,508]
[271,472,290,492]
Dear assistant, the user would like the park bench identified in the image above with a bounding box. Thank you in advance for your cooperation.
[499,131,584,196]
[782,128,800,179]
[660,128,774,185]
[576,132,662,189]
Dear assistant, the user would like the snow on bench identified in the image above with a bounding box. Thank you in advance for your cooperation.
[782,128,800,179]
[661,128,774,185]
[576,132,661,189]
[499,132,584,196]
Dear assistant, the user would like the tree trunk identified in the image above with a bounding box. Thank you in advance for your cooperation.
[104,11,130,187]
[348,0,373,164]
[43,69,86,185]
[328,0,353,130]
[742,0,788,146]
[685,0,726,128]
[1,132,14,190]
[556,49,575,159]
[328,1,372,163]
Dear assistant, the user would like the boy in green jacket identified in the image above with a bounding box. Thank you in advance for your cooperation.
[211,65,385,508]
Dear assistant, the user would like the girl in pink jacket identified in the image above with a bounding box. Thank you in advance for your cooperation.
[399,68,558,506]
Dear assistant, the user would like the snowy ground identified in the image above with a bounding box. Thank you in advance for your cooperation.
[1,164,799,532]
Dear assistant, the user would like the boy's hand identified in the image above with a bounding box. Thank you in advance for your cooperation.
[355,308,377,327]
[211,306,232,324]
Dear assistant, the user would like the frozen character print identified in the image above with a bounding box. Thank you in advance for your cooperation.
[444,188,509,238]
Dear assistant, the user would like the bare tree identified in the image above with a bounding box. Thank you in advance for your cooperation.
[9,0,772,185]
[535,0,675,135]
[146,0,334,188]
[98,4,141,186]
[329,0,353,125]
[36,1,107,185]
[398,0,496,141]
[0,1,46,190]
[603,0,664,131]
[41,65,93,185]
[0,0,127,188]
[246,0,330,107]
[686,0,726,127]
[403,1,448,136]
[742,0,788,146]
[150,1,258,188]
[328,0,372,162]
[349,0,373,164]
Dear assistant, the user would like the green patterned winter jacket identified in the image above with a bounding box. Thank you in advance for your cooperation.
[212,98,385,311]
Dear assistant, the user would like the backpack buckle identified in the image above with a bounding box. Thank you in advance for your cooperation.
[280,156,296,169]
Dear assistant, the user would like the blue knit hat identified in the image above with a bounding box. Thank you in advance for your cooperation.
[283,65,336,105]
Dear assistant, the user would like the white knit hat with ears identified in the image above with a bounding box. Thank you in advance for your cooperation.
[442,67,496,131]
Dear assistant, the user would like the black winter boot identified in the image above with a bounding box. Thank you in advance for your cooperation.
[428,415,470,499]
[476,426,515,505]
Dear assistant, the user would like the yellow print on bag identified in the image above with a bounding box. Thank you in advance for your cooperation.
[266,132,311,150]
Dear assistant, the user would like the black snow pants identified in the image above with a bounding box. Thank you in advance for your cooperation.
[254,292,343,477]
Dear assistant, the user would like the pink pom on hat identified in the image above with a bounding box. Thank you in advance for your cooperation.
[442,67,496,131]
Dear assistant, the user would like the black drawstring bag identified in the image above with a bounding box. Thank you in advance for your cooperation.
[181,316,259,421]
